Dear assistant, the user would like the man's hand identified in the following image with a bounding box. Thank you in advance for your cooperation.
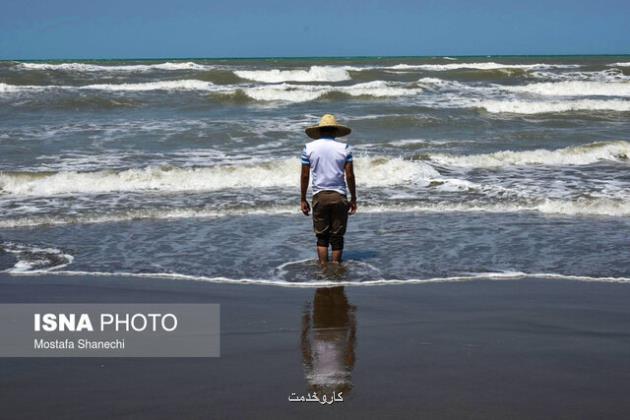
[301,200,311,216]
[349,199,357,215]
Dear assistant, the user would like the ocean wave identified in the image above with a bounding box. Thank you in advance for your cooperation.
[234,65,350,82]
[503,80,630,97]
[80,80,218,92]
[241,81,421,102]
[0,206,298,228]
[417,77,478,91]
[609,62,630,67]
[419,77,630,98]
[0,82,49,93]
[3,197,630,228]
[0,80,219,93]
[429,141,630,167]
[531,68,630,82]
[388,62,580,71]
[0,80,420,102]
[476,98,630,114]
[0,156,440,196]
[363,199,630,217]
[16,61,212,72]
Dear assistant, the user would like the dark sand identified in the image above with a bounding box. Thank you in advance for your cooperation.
[1,274,630,419]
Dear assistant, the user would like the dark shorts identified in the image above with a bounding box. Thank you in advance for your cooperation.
[312,191,349,250]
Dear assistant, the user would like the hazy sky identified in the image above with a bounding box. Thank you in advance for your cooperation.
[1,0,629,59]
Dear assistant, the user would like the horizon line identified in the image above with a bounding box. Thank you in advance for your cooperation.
[2,53,630,62]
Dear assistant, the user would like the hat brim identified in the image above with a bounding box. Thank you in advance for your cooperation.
[304,124,352,139]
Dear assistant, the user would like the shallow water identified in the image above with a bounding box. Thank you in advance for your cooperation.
[1,56,630,284]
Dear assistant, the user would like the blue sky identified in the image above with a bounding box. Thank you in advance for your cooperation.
[1,0,629,59]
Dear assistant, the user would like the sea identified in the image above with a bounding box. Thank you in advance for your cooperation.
[1,55,630,286]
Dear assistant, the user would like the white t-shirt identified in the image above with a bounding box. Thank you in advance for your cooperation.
[301,137,353,196]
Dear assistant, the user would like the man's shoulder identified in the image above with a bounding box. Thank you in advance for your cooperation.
[306,139,349,150]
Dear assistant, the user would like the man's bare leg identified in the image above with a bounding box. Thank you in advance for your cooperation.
[317,246,329,266]
[332,249,343,264]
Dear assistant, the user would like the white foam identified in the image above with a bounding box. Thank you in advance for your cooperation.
[532,68,630,82]
[0,80,220,94]
[242,81,421,102]
[80,80,218,92]
[0,83,20,93]
[0,156,440,196]
[0,82,55,93]
[389,62,579,71]
[609,62,630,67]
[504,81,630,97]
[10,268,630,287]
[429,141,630,167]
[0,80,419,101]
[0,206,297,228]
[4,197,630,228]
[1,242,74,273]
[417,77,477,91]
[234,66,351,82]
[535,198,630,217]
[477,98,630,114]
[386,138,431,146]
[361,200,630,217]
[17,62,212,72]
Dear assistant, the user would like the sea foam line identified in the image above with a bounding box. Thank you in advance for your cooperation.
[428,140,630,167]
[4,198,630,229]
[0,156,439,196]
[502,80,630,97]
[16,62,213,72]
[7,268,630,288]
[0,80,421,102]
[475,98,630,114]
[234,65,351,83]
[385,62,581,71]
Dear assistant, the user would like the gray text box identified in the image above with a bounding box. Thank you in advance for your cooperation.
[0,304,220,357]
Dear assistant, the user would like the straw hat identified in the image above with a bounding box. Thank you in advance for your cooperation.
[305,114,352,139]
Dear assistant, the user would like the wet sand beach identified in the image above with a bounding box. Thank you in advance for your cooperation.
[2,274,630,419]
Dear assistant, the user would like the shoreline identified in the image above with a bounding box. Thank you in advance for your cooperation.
[2,273,630,419]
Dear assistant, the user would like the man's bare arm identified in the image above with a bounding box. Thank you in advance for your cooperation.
[345,162,357,214]
[300,164,311,215]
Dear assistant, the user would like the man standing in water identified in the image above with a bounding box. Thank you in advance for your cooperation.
[300,114,357,265]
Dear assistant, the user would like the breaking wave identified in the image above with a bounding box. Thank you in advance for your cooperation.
[240,81,421,102]
[234,65,350,82]
[387,62,580,71]
[0,80,420,102]
[0,156,440,196]
[476,98,630,114]
[504,80,630,97]
[0,80,218,93]
[4,197,630,228]
[81,80,218,92]
[429,141,630,167]
[16,61,212,72]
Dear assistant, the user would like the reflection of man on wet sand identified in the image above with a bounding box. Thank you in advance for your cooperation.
[300,114,357,265]
[301,287,356,395]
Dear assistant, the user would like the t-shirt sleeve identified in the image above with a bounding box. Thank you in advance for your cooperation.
[301,147,310,166]
[345,144,353,163]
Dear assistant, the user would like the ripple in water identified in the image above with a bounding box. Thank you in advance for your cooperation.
[274,259,384,284]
